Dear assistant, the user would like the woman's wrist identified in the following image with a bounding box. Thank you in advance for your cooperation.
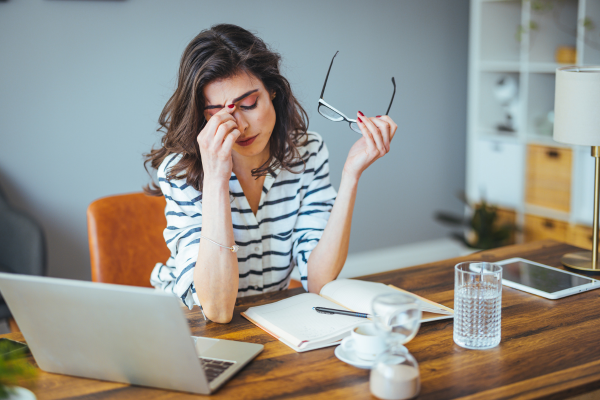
[203,176,230,193]
[341,167,361,187]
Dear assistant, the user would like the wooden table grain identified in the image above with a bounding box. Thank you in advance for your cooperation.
[7,240,600,399]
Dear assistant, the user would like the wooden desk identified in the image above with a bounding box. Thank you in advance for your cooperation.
[7,240,600,399]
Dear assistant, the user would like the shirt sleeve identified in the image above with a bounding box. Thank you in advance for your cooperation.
[149,154,204,311]
[291,136,338,291]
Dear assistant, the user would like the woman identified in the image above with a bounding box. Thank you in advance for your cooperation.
[145,24,397,323]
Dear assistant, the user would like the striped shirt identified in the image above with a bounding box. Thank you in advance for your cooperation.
[150,132,337,310]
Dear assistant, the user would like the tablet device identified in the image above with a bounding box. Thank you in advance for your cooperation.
[495,257,600,299]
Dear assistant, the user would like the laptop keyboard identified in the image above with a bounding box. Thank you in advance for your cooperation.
[200,358,235,382]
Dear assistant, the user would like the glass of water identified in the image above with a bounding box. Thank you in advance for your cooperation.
[453,262,502,350]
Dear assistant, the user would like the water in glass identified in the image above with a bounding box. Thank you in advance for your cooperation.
[453,262,502,350]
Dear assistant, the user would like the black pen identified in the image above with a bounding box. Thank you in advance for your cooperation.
[313,307,373,318]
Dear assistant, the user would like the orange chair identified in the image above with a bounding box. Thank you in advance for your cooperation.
[87,192,170,287]
[87,192,302,289]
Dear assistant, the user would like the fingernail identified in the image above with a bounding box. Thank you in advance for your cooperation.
[376,115,382,118]
[358,111,364,116]
[227,104,235,109]
[357,117,362,123]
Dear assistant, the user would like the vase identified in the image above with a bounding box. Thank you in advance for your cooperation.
[3,387,36,400]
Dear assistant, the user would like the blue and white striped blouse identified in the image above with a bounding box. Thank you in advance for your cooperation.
[150,132,337,310]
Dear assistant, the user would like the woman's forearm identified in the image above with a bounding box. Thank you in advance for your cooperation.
[306,171,359,293]
[194,178,239,323]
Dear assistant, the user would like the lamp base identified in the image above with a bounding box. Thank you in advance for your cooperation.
[561,251,600,272]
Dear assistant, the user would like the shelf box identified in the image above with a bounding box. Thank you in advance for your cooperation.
[524,214,568,243]
[472,139,524,208]
[567,224,594,250]
[525,144,572,212]
[480,1,522,63]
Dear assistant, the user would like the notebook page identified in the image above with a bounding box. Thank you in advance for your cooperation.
[320,279,450,315]
[320,279,394,313]
[390,285,453,315]
[244,293,362,348]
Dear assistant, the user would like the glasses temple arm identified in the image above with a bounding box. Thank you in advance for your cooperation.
[320,51,339,99]
[385,77,396,116]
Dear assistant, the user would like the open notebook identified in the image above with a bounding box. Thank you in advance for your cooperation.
[241,279,453,352]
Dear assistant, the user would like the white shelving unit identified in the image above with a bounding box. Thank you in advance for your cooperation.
[466,0,600,240]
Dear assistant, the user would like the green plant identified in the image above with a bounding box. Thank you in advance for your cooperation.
[516,20,539,42]
[515,0,599,51]
[0,340,36,398]
[435,196,519,250]
[583,17,595,31]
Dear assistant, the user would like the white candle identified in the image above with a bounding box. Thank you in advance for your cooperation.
[370,364,420,400]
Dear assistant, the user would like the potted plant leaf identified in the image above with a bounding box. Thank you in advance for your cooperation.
[0,340,37,400]
[435,194,519,251]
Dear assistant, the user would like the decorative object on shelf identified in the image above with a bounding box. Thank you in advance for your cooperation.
[0,340,37,399]
[435,195,519,251]
[553,66,600,271]
[493,75,520,133]
[555,46,577,64]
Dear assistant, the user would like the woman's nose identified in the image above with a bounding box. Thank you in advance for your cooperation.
[233,111,249,133]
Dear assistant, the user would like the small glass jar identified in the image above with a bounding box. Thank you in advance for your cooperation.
[370,345,420,400]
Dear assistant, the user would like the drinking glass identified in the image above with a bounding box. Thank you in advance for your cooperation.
[453,262,502,349]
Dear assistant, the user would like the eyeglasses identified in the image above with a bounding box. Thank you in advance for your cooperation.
[318,51,396,134]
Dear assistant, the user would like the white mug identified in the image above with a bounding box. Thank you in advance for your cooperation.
[342,322,386,361]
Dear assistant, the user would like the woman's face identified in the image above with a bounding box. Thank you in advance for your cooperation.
[203,72,276,161]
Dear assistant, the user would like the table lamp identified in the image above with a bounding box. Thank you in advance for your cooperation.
[553,66,600,271]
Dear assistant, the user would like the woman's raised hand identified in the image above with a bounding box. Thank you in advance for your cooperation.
[197,106,242,184]
[343,112,398,179]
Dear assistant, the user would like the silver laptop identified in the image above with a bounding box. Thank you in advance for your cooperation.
[0,273,263,395]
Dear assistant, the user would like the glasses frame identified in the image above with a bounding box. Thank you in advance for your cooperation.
[318,51,396,134]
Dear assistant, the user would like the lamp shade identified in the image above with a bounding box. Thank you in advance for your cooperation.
[553,66,600,146]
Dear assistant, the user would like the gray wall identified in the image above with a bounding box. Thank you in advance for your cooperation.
[0,0,469,280]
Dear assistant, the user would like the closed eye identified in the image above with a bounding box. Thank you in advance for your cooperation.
[239,94,259,110]
[240,99,258,110]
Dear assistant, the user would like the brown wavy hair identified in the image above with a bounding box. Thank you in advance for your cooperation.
[144,24,309,196]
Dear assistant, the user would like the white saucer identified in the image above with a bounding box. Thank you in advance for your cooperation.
[334,339,375,369]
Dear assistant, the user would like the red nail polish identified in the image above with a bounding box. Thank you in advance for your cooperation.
[376,115,382,118]
[358,111,364,116]
[357,117,362,123]
[227,104,235,109]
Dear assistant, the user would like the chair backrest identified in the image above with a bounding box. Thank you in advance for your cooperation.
[0,184,47,322]
[0,186,46,277]
[87,192,169,287]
